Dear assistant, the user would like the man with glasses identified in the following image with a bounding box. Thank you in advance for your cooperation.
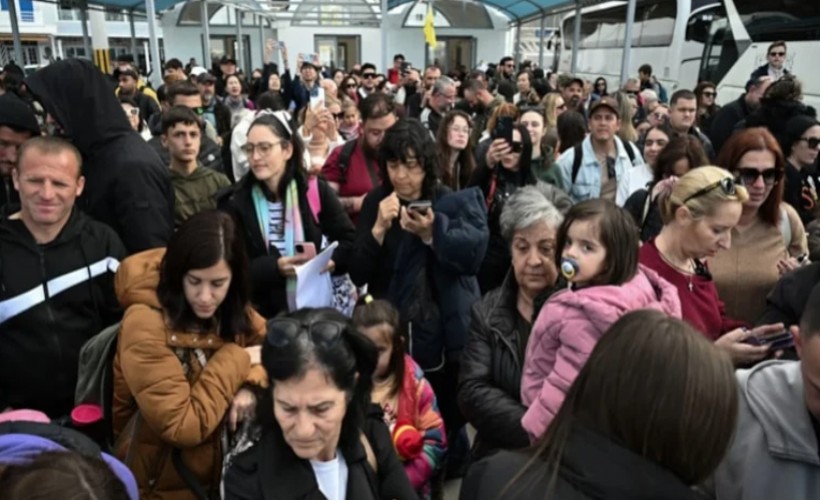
[420,76,457,137]
[0,93,40,212]
[669,89,716,160]
[751,41,790,82]
[707,76,773,154]
[357,63,379,100]
[148,80,224,174]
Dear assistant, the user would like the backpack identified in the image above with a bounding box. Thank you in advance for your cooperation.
[570,140,639,185]
[74,322,121,449]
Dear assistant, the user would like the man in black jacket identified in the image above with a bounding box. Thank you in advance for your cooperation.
[0,93,40,212]
[0,136,126,418]
[26,59,174,253]
[707,76,772,155]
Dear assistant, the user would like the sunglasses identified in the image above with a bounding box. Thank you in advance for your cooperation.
[362,73,377,79]
[683,177,737,203]
[737,167,783,186]
[266,317,344,348]
[702,91,717,98]
[770,51,786,57]
[333,112,345,120]
[799,137,820,149]
[625,90,639,96]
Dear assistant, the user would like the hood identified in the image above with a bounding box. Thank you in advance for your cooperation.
[0,208,87,250]
[553,264,682,334]
[25,59,134,153]
[115,247,165,310]
[740,360,820,464]
[171,165,212,181]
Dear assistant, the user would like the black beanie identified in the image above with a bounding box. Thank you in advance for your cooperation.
[0,93,40,136]
[784,115,820,157]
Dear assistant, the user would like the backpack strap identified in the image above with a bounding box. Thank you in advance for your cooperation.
[639,186,653,232]
[337,139,358,186]
[571,143,583,185]
[359,433,378,473]
[624,140,637,164]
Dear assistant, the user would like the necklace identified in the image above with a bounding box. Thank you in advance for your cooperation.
[657,248,696,292]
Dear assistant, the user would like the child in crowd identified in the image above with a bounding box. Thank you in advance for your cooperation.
[353,297,446,500]
[520,199,681,440]
[338,99,361,141]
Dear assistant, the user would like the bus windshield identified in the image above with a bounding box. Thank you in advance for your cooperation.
[734,0,820,42]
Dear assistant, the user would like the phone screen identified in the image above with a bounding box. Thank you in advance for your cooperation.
[310,87,326,109]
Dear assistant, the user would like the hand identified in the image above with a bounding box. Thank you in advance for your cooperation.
[277,255,309,277]
[777,257,801,276]
[716,323,784,365]
[229,388,257,432]
[265,40,276,63]
[375,192,401,233]
[486,138,511,166]
[323,259,335,274]
[304,107,320,131]
[296,52,304,68]
[400,206,435,242]
[318,109,338,140]
[244,345,262,365]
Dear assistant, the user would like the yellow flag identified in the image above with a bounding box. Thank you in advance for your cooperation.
[424,4,437,48]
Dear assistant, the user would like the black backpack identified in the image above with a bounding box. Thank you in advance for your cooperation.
[337,139,379,187]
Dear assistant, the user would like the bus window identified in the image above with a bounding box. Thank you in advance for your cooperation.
[734,0,820,42]
[698,16,738,86]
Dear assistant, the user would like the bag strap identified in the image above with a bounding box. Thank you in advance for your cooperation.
[123,411,142,469]
[173,448,214,500]
[337,140,358,185]
[639,187,653,232]
[571,143,583,184]
[359,433,378,473]
[485,171,498,210]
[624,140,637,164]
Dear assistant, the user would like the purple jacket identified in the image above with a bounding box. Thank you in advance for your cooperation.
[520,265,681,439]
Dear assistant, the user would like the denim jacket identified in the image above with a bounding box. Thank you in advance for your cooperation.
[557,136,644,204]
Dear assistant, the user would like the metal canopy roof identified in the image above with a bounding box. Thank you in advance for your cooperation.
[388,0,574,22]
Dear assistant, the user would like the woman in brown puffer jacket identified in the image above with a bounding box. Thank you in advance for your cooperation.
[111,210,267,500]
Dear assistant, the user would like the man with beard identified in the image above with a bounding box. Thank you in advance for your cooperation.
[290,59,321,117]
[0,93,40,211]
[559,74,586,116]
[462,77,504,146]
[196,71,232,139]
[420,76,457,137]
[407,65,441,119]
[321,94,396,224]
[26,59,174,253]
[498,56,515,82]
[117,67,161,124]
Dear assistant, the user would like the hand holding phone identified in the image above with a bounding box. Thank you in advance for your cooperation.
[407,200,432,215]
[295,242,317,260]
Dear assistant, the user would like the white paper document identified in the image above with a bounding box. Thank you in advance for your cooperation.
[294,241,338,310]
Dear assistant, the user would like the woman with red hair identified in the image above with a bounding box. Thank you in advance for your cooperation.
[710,127,808,324]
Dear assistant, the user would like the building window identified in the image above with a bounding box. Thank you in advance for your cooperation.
[105,8,125,21]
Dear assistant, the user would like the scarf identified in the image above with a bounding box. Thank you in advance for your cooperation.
[251,180,305,311]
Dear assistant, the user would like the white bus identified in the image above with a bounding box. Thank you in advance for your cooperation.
[557,0,820,109]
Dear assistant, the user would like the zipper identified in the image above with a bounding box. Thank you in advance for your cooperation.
[39,247,63,379]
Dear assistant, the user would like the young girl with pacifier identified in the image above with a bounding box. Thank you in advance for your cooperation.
[352,296,447,500]
[520,199,682,440]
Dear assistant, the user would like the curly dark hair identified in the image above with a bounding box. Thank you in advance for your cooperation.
[378,118,439,199]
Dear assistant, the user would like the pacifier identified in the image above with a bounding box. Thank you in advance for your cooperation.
[560,257,580,280]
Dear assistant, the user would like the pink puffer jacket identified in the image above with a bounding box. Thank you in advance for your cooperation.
[520,264,681,440]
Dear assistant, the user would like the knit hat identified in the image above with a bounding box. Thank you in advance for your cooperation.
[0,93,40,136]
[784,115,820,156]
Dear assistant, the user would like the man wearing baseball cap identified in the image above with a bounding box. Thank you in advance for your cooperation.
[559,74,586,114]
[195,71,232,137]
[557,96,644,204]
[0,93,40,211]
[216,55,238,97]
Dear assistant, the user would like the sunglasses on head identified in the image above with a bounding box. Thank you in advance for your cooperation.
[737,167,783,186]
[266,317,345,349]
[683,177,737,204]
[800,137,820,149]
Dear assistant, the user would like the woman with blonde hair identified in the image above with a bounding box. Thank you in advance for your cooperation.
[639,166,786,364]
[609,90,639,143]
[540,92,566,135]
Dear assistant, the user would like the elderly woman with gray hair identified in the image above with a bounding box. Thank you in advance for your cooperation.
[458,183,568,460]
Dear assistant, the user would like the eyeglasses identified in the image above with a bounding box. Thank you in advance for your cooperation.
[448,125,470,135]
[625,90,639,96]
[737,167,783,186]
[769,51,786,57]
[333,112,345,120]
[240,141,283,156]
[510,142,524,153]
[799,137,820,149]
[266,318,344,348]
[124,107,139,116]
[362,73,377,79]
[702,91,717,98]
[683,177,737,204]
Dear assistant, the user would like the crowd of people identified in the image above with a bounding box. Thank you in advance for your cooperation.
[0,37,818,499]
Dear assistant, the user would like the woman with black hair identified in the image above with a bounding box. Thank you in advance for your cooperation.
[223,308,417,500]
[112,211,268,499]
[350,118,489,457]
[219,111,356,318]
[591,77,608,101]
[469,123,538,293]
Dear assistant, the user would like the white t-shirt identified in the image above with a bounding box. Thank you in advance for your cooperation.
[310,451,348,500]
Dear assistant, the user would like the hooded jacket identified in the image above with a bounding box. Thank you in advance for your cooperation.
[25,59,175,253]
[707,361,820,500]
[521,265,681,439]
[461,425,705,500]
[148,133,225,174]
[169,166,231,227]
[111,248,267,500]
[0,209,126,417]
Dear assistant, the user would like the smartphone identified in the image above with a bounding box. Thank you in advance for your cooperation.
[310,87,326,109]
[493,116,514,144]
[400,61,411,75]
[407,200,432,215]
[744,329,795,350]
[295,242,316,260]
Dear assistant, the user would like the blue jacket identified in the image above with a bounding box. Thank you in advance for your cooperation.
[557,135,644,204]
